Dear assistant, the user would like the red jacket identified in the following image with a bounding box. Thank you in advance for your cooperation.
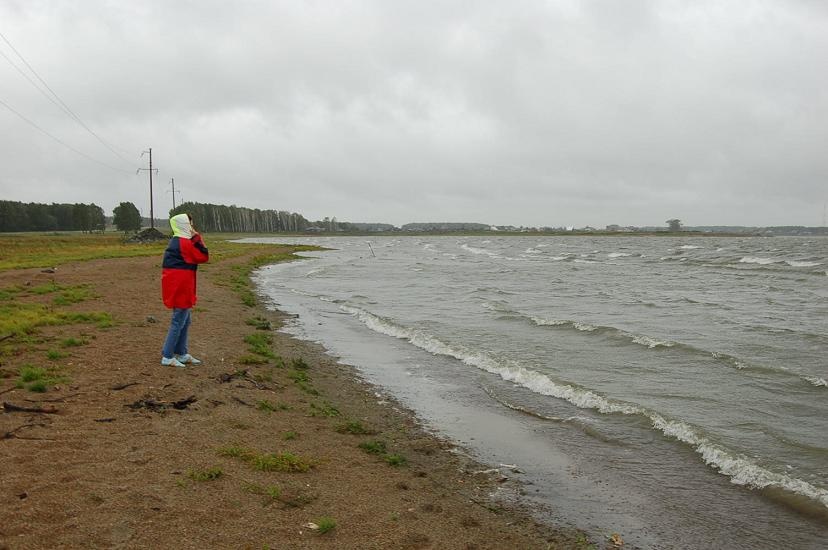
[161,234,209,309]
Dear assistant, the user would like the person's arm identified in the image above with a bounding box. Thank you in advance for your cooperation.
[182,233,209,264]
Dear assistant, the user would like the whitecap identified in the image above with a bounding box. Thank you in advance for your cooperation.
[739,256,778,265]
[608,252,632,258]
[786,260,822,268]
[805,376,827,387]
[680,245,703,250]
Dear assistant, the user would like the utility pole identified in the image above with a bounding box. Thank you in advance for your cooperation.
[137,148,158,228]
[167,177,181,210]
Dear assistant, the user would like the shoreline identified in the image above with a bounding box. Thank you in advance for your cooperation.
[0,246,600,549]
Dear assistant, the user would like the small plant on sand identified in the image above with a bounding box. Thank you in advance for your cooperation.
[244,333,276,360]
[16,364,65,392]
[52,285,94,306]
[384,454,407,467]
[60,336,88,348]
[46,349,68,361]
[239,354,268,365]
[282,431,298,440]
[218,444,254,460]
[358,440,388,455]
[309,401,339,417]
[246,316,272,330]
[252,451,313,473]
[256,399,288,413]
[335,420,373,435]
[187,466,223,481]
[314,516,336,534]
[290,370,319,395]
[290,357,309,370]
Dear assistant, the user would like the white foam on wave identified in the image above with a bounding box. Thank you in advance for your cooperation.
[786,260,822,267]
[739,256,778,265]
[629,334,675,348]
[524,248,543,254]
[461,244,500,258]
[530,316,598,332]
[651,415,828,508]
[805,376,827,387]
[608,252,632,258]
[680,245,703,250]
[340,304,828,508]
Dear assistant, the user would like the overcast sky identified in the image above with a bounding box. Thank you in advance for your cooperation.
[0,1,826,228]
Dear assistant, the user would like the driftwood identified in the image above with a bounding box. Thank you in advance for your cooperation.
[126,395,197,412]
[94,417,117,423]
[110,382,139,391]
[0,333,13,343]
[232,396,252,407]
[2,401,59,414]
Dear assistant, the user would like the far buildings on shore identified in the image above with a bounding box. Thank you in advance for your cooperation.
[318,221,828,237]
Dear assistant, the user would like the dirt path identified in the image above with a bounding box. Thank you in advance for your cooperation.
[0,249,592,549]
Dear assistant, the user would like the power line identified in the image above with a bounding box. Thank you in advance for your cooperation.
[0,95,132,174]
[0,29,134,166]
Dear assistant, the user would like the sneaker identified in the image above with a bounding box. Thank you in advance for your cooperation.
[161,356,187,368]
[176,354,202,365]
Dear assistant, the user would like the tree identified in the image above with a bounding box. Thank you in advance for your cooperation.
[666,219,682,232]
[113,202,142,232]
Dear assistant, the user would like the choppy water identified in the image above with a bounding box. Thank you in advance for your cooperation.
[248,235,828,549]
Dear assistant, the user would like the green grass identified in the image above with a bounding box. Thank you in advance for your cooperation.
[358,440,388,455]
[0,302,112,338]
[187,466,224,481]
[256,399,288,413]
[46,349,68,360]
[336,420,373,435]
[384,454,407,467]
[282,431,298,440]
[245,316,272,330]
[289,369,319,395]
[0,233,167,271]
[238,354,268,365]
[53,285,95,305]
[60,336,89,347]
[244,333,275,359]
[290,357,309,370]
[309,401,339,417]
[219,445,314,473]
[251,452,313,473]
[314,517,336,534]
[16,364,66,392]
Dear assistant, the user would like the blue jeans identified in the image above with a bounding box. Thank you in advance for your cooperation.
[162,308,191,359]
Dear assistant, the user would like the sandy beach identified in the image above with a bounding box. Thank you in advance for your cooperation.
[0,242,598,549]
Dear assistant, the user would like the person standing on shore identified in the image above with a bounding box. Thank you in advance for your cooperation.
[160,213,209,367]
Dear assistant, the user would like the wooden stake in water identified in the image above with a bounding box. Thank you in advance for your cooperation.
[367,242,375,257]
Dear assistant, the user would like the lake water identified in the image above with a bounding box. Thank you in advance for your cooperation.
[247,235,828,549]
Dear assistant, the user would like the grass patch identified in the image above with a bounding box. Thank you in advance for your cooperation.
[289,369,319,395]
[187,466,223,481]
[46,349,68,360]
[256,399,288,413]
[245,316,272,330]
[309,401,339,417]
[53,285,95,306]
[336,420,373,435]
[315,516,336,534]
[16,364,66,392]
[238,354,268,365]
[291,357,309,370]
[384,454,407,467]
[60,336,89,347]
[244,333,275,358]
[220,445,314,473]
[251,452,313,473]
[282,431,298,440]
[0,302,112,338]
[358,440,388,455]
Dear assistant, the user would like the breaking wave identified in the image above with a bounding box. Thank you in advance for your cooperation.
[339,304,828,509]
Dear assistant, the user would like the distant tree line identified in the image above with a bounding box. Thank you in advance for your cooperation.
[0,200,105,233]
[169,201,310,233]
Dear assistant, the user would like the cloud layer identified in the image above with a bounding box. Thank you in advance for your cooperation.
[1,0,826,227]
